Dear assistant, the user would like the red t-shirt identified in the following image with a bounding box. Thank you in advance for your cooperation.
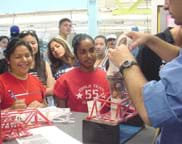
[54,67,110,112]
[0,72,46,109]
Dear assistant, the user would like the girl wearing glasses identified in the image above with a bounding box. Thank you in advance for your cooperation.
[19,30,55,96]
[0,38,46,109]
[47,38,78,80]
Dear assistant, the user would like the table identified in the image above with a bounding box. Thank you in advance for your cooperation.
[3,112,156,144]
[56,112,156,144]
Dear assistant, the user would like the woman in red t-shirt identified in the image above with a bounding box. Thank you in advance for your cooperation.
[54,34,110,112]
[0,38,46,110]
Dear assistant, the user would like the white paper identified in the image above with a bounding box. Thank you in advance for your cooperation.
[16,126,82,144]
[111,97,122,120]
[38,107,72,121]
[87,100,101,117]
[116,33,132,47]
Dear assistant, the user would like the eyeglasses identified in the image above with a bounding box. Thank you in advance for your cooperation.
[19,30,36,37]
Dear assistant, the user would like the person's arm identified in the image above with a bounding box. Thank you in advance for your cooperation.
[108,45,151,125]
[55,97,67,108]
[45,61,55,96]
[53,75,68,108]
[28,100,47,108]
[127,32,180,62]
[122,62,150,125]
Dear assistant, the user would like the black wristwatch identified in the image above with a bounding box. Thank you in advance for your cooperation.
[119,60,137,74]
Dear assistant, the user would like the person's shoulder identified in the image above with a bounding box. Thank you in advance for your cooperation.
[64,67,78,73]
[0,73,6,81]
[57,67,78,79]
[0,72,11,79]
[95,68,107,75]
[156,28,174,43]
[0,72,16,85]
[28,73,42,82]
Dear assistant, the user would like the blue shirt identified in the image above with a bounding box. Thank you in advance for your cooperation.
[53,60,80,80]
[54,63,73,80]
[143,49,182,144]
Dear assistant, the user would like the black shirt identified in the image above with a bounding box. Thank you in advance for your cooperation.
[137,28,174,81]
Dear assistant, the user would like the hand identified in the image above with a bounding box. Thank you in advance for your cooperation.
[28,100,47,108]
[108,45,136,68]
[126,31,152,50]
[11,99,27,109]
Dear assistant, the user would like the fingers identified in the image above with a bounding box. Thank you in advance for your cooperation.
[129,41,139,50]
[107,48,114,57]
[126,31,137,39]
[28,100,46,108]
[11,99,27,109]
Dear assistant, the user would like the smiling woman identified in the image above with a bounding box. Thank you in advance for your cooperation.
[0,38,47,110]
[47,38,78,79]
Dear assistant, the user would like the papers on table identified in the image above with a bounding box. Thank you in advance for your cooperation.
[38,107,75,123]
[16,126,82,144]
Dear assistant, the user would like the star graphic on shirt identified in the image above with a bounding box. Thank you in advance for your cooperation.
[76,93,83,99]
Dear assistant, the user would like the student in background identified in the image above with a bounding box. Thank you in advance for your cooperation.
[47,38,78,79]
[54,34,110,112]
[19,30,55,96]
[56,18,73,54]
[10,25,20,40]
[0,36,9,74]
[106,34,117,49]
[94,35,108,71]
[0,36,9,50]
[0,39,46,109]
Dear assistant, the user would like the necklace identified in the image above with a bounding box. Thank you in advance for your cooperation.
[95,59,103,68]
[94,54,108,69]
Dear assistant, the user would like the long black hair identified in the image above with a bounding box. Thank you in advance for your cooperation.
[72,33,94,57]
[19,30,46,84]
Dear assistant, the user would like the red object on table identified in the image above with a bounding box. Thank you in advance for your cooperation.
[86,94,138,124]
[1,109,52,141]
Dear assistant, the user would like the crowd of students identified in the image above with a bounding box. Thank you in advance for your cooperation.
[0,18,114,111]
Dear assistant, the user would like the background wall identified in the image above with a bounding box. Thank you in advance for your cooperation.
[0,0,152,39]
[0,0,87,14]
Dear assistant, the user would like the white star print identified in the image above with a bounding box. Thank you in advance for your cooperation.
[76,93,83,99]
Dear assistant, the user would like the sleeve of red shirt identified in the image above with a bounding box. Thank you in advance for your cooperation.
[54,76,68,100]
[0,77,14,109]
[0,80,4,104]
[36,77,46,100]
[30,74,46,100]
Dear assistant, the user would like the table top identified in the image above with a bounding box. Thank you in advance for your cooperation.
[3,111,156,144]
[56,112,156,144]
